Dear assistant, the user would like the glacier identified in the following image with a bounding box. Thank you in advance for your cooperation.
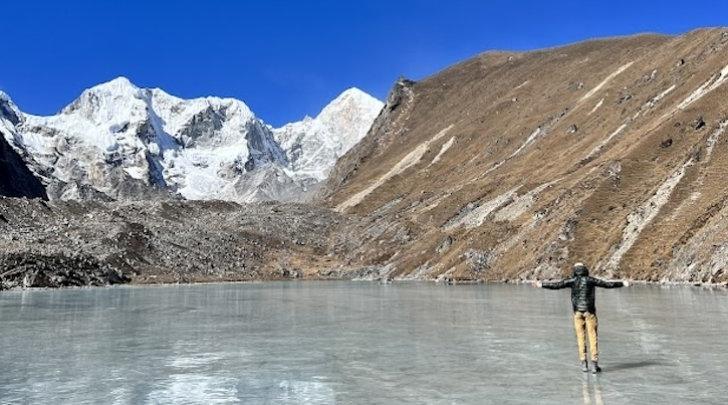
[2,77,383,202]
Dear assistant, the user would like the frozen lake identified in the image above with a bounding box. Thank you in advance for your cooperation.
[1,281,726,404]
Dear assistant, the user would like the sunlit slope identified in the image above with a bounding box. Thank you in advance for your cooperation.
[325,29,728,283]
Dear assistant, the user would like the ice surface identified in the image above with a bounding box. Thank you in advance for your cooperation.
[1,282,725,404]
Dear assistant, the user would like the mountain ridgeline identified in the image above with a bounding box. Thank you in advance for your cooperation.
[0,78,382,202]
[325,28,728,284]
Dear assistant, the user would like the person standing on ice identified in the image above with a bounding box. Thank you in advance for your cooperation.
[535,262,629,373]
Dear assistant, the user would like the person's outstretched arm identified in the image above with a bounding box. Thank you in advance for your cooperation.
[591,277,628,288]
[540,278,574,289]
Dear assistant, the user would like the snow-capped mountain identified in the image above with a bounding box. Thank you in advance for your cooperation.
[0,92,48,198]
[274,88,383,183]
[2,77,382,201]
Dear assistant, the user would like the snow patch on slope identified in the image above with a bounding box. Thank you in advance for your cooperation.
[445,186,520,230]
[336,125,454,211]
[677,64,728,110]
[508,127,542,159]
[602,158,695,272]
[446,179,559,230]
[705,119,728,160]
[588,98,604,115]
[584,123,628,161]
[492,179,561,222]
[579,62,634,103]
[429,136,456,167]
[647,85,677,109]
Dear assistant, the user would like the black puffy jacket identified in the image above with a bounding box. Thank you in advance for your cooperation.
[541,265,623,313]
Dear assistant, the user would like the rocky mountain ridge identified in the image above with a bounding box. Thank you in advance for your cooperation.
[324,28,728,284]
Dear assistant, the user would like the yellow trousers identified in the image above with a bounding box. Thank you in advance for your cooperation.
[573,311,598,361]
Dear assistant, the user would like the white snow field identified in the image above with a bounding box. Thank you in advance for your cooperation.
[1,282,726,404]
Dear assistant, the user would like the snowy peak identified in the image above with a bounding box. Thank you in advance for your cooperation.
[88,76,138,93]
[58,77,257,141]
[62,76,143,116]
[321,87,381,116]
[273,88,383,182]
[318,87,383,151]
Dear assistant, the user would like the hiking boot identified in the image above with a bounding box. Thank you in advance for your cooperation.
[580,360,589,372]
[591,361,602,374]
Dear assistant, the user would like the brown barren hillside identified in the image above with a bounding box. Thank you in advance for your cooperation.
[324,29,728,283]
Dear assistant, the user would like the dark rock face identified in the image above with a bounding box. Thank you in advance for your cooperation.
[0,100,21,126]
[0,130,47,199]
[0,252,129,290]
[244,120,288,171]
[178,105,226,147]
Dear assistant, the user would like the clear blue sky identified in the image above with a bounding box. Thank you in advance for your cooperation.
[2,0,727,126]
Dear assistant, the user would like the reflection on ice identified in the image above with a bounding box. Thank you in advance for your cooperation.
[277,379,336,404]
[168,353,226,369]
[581,378,604,405]
[146,374,239,404]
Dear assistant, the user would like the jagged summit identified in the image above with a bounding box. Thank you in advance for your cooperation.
[0,90,11,102]
[0,93,47,199]
[0,91,22,126]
